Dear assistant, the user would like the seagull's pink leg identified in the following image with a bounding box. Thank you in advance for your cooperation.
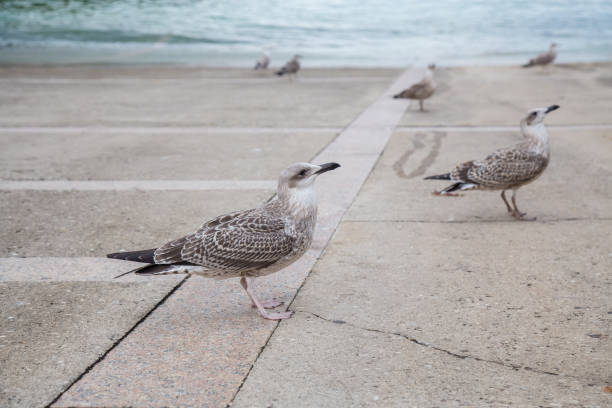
[238,277,282,308]
[240,277,292,320]
[501,190,513,213]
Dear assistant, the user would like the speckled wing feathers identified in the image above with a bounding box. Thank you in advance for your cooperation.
[395,81,434,100]
[454,144,548,189]
[153,208,296,272]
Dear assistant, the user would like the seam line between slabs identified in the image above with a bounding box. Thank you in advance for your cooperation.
[46,276,190,408]
[227,68,420,406]
[0,124,609,133]
[0,179,277,191]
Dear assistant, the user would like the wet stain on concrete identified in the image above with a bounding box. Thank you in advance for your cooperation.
[393,131,445,179]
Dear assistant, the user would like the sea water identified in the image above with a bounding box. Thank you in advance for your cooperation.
[1,0,611,66]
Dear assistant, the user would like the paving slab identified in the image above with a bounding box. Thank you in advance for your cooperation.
[233,313,610,408]
[53,258,308,408]
[291,220,612,383]
[0,279,183,408]
[400,63,612,126]
[348,129,612,222]
[0,190,271,257]
[0,68,394,127]
[0,131,336,181]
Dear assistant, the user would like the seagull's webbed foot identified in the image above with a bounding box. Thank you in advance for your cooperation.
[510,192,535,221]
[261,310,294,320]
[251,299,283,309]
[240,277,293,320]
[511,210,536,221]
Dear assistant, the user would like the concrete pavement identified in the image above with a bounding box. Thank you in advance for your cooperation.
[1,63,611,407]
[233,64,612,407]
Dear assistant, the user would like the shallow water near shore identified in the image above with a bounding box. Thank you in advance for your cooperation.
[1,0,611,66]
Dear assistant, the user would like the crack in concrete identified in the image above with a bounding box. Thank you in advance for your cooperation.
[45,275,190,408]
[224,94,366,408]
[226,69,419,408]
[296,310,575,380]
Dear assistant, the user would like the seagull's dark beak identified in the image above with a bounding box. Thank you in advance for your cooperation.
[315,162,341,175]
[546,105,560,113]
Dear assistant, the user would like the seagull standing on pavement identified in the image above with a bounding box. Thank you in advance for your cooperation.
[276,55,301,78]
[393,64,436,112]
[108,162,340,320]
[424,105,559,220]
[523,43,558,68]
[254,52,270,70]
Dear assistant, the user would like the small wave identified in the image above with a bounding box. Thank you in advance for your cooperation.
[2,30,245,45]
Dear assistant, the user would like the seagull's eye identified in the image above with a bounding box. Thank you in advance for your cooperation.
[298,169,308,177]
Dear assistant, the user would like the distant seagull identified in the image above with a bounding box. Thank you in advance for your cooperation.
[108,162,340,320]
[424,105,560,220]
[276,54,302,78]
[254,51,270,70]
[523,43,558,68]
[393,64,436,111]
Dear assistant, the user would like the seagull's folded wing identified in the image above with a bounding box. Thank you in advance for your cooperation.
[467,148,548,188]
[154,209,297,272]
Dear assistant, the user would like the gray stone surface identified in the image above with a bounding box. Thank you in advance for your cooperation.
[1,189,271,257]
[0,68,396,127]
[3,63,612,408]
[0,280,182,408]
[53,262,305,408]
[400,63,612,126]
[231,65,612,407]
[292,221,612,383]
[348,129,612,221]
[233,313,610,408]
[0,131,335,181]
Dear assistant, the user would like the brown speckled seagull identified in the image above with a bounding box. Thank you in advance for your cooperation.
[393,64,436,111]
[254,51,270,70]
[108,162,340,320]
[276,54,301,78]
[425,105,559,220]
[523,43,557,68]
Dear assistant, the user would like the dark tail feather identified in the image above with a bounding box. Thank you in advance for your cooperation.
[107,248,156,263]
[276,70,284,76]
[113,264,153,279]
[522,61,533,68]
[439,182,465,194]
[424,173,451,180]
[393,93,401,99]
[114,264,181,279]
